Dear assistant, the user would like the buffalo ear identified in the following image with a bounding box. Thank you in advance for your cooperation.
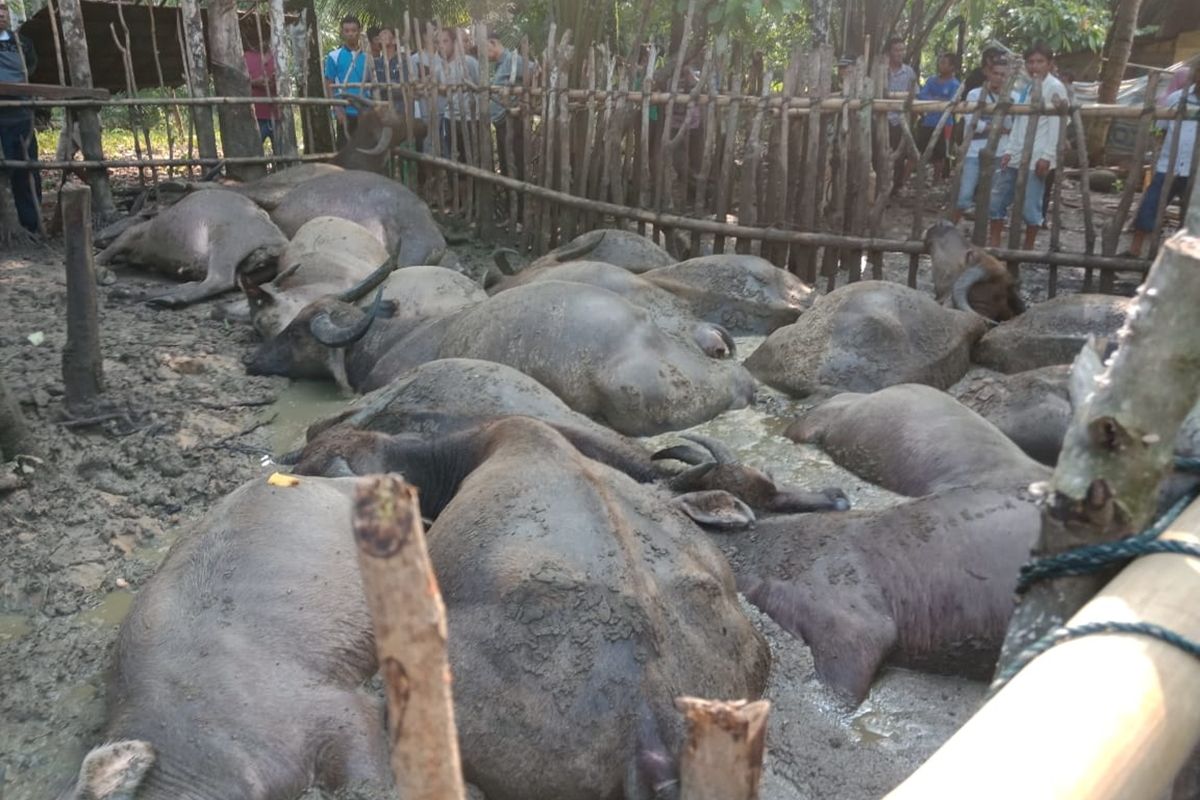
[672,490,756,531]
[70,740,156,800]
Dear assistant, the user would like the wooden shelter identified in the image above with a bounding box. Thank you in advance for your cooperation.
[18,0,295,93]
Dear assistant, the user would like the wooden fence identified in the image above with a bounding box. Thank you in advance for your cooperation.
[3,18,1198,296]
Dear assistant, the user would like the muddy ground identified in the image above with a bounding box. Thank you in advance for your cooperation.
[0,175,1154,800]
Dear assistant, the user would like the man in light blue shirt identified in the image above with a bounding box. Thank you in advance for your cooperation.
[324,15,368,147]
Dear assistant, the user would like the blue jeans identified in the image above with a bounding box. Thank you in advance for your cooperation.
[957,156,982,211]
[257,119,276,152]
[0,118,42,232]
[1134,171,1190,232]
[989,166,1047,227]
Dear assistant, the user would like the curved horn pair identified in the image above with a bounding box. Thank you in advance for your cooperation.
[309,288,386,348]
[552,230,606,263]
[951,263,991,318]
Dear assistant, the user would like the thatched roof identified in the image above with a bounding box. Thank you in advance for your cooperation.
[19,0,295,94]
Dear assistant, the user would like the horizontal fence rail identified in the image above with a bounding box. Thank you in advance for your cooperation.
[4,27,1194,297]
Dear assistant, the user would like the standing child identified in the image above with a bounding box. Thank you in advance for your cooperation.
[916,53,961,182]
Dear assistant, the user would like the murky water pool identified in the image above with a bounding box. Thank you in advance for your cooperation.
[260,379,350,454]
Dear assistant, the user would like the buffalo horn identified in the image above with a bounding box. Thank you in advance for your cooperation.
[651,444,710,465]
[551,230,605,263]
[309,289,385,348]
[950,263,989,315]
[492,247,522,275]
[336,252,402,303]
[357,124,394,156]
[680,433,736,465]
[714,324,737,359]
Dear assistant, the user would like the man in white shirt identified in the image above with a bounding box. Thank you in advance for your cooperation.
[987,41,1067,249]
[1128,66,1199,256]
[953,55,1011,223]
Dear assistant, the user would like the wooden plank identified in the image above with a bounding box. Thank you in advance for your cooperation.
[0,81,109,100]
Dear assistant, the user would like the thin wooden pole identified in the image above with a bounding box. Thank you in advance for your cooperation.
[676,697,771,800]
[1047,95,1070,298]
[60,184,104,415]
[1071,97,1097,290]
[1101,72,1160,290]
[713,50,742,254]
[636,42,656,238]
[1003,78,1043,281]
[352,476,466,800]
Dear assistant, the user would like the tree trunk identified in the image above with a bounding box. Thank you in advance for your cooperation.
[1088,0,1144,163]
[298,0,333,155]
[180,0,219,161]
[56,0,117,220]
[60,184,105,415]
[206,0,266,180]
[0,371,32,461]
[268,0,299,158]
[810,0,833,45]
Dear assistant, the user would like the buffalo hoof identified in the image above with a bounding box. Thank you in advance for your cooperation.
[145,294,185,309]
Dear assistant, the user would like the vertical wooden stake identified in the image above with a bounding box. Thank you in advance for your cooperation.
[61,184,104,415]
[676,697,771,800]
[353,476,465,800]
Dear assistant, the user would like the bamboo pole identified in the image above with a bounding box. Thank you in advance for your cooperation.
[352,476,466,800]
[539,25,561,252]
[1101,72,1160,291]
[179,0,218,161]
[654,0,696,217]
[1147,88,1189,262]
[268,0,299,158]
[109,16,149,187]
[713,51,742,254]
[60,184,104,416]
[0,153,335,169]
[887,493,1200,800]
[392,144,1153,272]
[474,22,494,241]
[555,31,574,243]
[693,43,721,258]
[1071,97,1097,291]
[145,3,179,178]
[175,14,198,177]
[676,697,771,800]
[1003,78,1043,280]
[636,42,656,239]
[1048,96,1070,298]
[518,36,535,251]
[738,70,773,255]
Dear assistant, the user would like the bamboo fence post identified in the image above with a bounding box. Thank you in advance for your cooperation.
[56,0,116,220]
[575,45,599,231]
[352,476,466,800]
[822,91,851,290]
[539,26,560,252]
[43,0,66,86]
[909,80,967,287]
[713,52,742,254]
[1047,95,1070,298]
[796,46,830,282]
[268,0,299,159]
[866,63,892,281]
[109,14,149,187]
[146,2,180,178]
[1100,72,1160,292]
[997,228,1200,676]
[598,53,623,206]
[676,697,771,800]
[636,42,656,239]
[655,0,696,220]
[175,16,198,177]
[849,61,876,281]
[500,32,521,228]
[181,0,217,154]
[555,31,574,244]
[60,184,104,416]
[893,90,921,287]
[693,43,722,258]
[765,50,798,267]
[971,72,1019,247]
[519,36,536,251]
[1147,89,1188,262]
[1003,77,1043,282]
[588,49,615,224]
[1071,98,1098,290]
[475,23,495,242]
[887,492,1200,800]
[738,70,773,255]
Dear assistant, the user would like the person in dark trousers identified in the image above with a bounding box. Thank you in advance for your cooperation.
[324,15,368,148]
[0,0,41,233]
[486,34,525,180]
[882,37,918,195]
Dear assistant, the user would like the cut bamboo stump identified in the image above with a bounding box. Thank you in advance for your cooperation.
[60,184,104,415]
[676,697,770,800]
[886,493,1200,800]
[352,476,465,800]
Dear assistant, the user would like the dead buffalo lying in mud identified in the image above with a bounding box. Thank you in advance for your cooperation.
[245,281,756,436]
[723,488,1041,705]
[745,281,988,398]
[972,293,1130,373]
[518,227,676,273]
[96,190,287,308]
[62,418,771,800]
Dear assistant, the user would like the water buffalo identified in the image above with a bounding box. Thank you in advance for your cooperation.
[745,281,988,398]
[241,216,392,336]
[723,488,1040,705]
[950,366,1073,465]
[519,228,676,273]
[925,220,1025,323]
[787,383,1051,497]
[96,190,287,308]
[246,281,757,436]
[972,294,1130,373]
[230,163,345,211]
[377,265,487,320]
[492,255,812,337]
[298,415,772,800]
[330,96,428,173]
[58,476,390,800]
[269,170,449,267]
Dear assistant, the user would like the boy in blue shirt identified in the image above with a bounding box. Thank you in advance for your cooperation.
[916,53,961,182]
[324,15,368,147]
